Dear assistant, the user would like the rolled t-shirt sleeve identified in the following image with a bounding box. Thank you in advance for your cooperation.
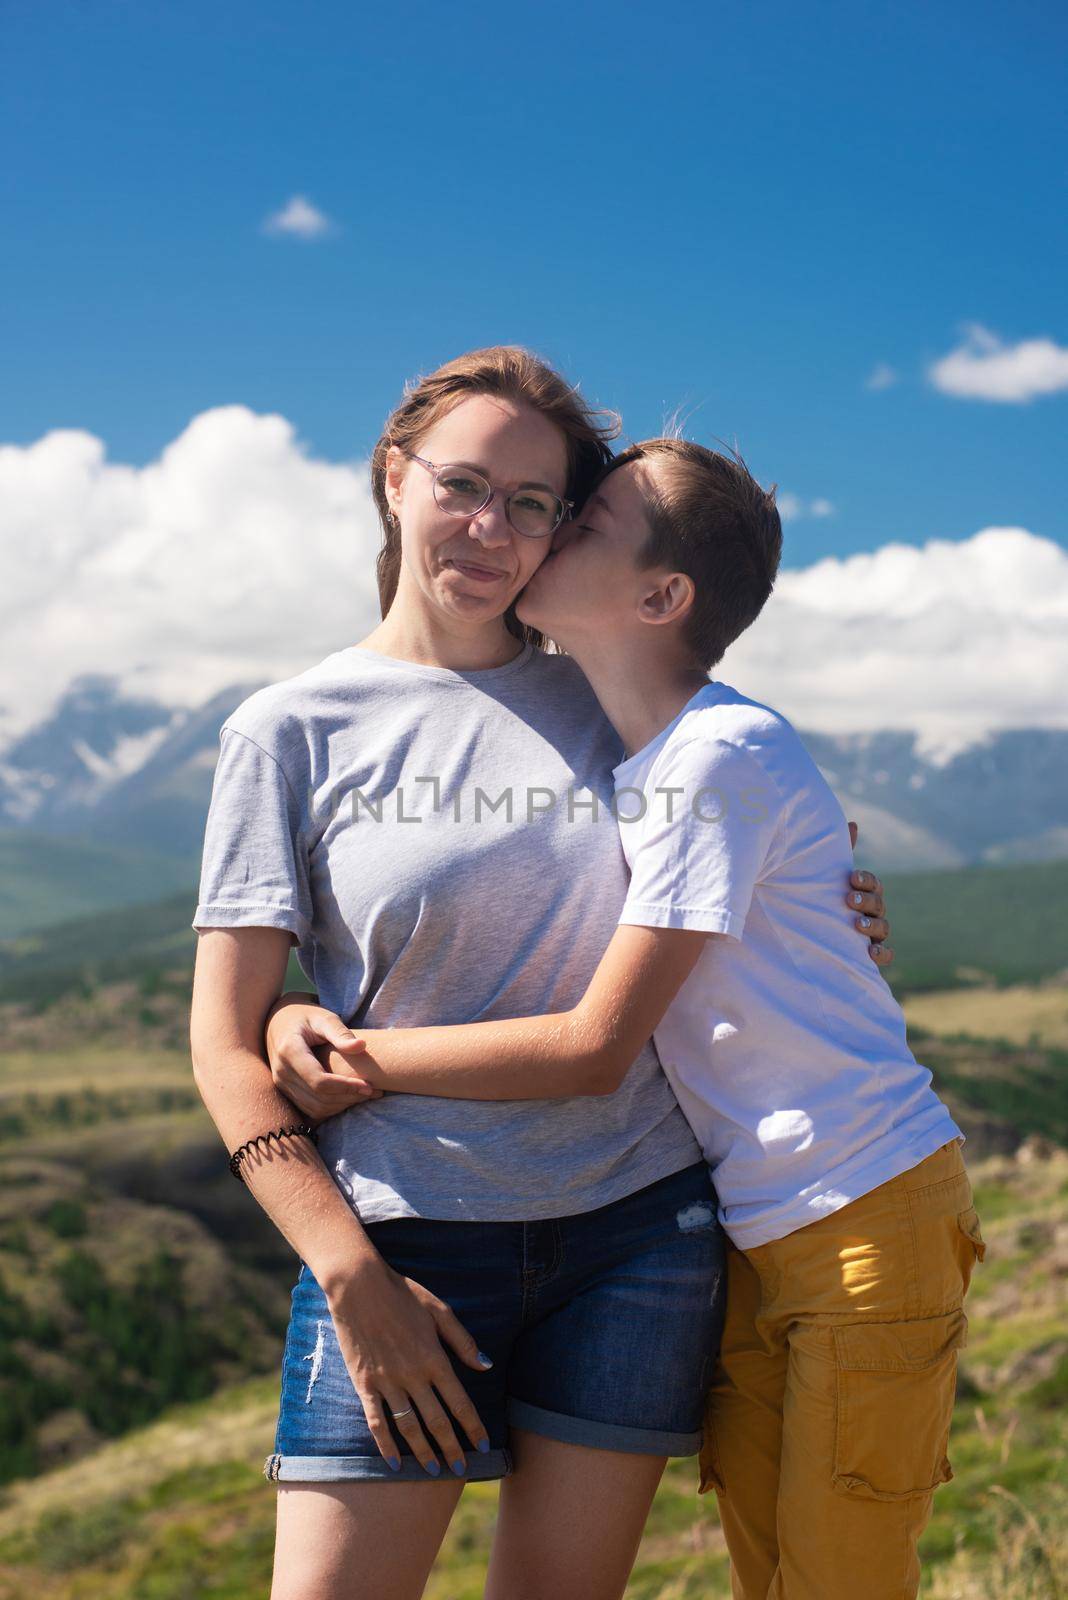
[192,724,314,946]
[617,736,784,940]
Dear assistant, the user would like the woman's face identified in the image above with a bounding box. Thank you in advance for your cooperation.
[385,394,569,626]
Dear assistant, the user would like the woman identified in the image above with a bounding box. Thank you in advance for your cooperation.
[190,346,889,1600]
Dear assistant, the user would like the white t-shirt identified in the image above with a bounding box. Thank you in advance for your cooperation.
[612,679,962,1250]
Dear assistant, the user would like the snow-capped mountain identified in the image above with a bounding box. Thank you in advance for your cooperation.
[1,676,1065,872]
[0,673,263,855]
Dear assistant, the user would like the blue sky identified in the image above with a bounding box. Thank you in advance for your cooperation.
[4,0,1066,566]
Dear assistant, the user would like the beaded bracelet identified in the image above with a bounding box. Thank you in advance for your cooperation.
[229,1121,318,1181]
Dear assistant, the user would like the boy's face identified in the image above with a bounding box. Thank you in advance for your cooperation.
[515,460,660,641]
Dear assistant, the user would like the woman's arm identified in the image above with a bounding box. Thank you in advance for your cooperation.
[190,925,492,1470]
[190,931,374,1263]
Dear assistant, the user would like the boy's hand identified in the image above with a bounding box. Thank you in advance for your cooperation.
[264,992,381,1120]
[846,820,893,969]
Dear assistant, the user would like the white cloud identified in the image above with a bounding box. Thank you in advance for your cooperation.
[723,526,1068,745]
[928,324,1068,403]
[777,493,835,521]
[865,363,898,391]
[261,194,336,239]
[2,411,1066,754]
[0,409,381,743]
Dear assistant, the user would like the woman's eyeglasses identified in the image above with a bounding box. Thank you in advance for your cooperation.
[406,453,572,539]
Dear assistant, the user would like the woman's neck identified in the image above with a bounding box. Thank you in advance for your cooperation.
[356,608,527,674]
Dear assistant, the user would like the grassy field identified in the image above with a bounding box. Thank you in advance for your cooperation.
[903,981,1068,1050]
[0,973,1065,1596]
[0,1145,1064,1599]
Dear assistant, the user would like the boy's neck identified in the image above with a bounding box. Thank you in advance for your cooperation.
[566,640,711,762]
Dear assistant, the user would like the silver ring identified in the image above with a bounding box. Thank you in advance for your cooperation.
[390,1405,415,1419]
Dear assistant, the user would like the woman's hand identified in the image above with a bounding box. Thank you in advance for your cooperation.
[264,992,379,1119]
[324,1253,494,1474]
[846,820,893,970]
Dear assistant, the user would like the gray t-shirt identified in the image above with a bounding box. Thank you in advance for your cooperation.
[192,639,701,1223]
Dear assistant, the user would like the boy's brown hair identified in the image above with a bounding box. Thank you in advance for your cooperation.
[602,439,783,671]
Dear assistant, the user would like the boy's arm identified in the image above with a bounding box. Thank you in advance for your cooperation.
[261,928,716,1110]
[316,923,713,1100]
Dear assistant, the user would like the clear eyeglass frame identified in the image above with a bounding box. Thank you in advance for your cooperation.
[405,452,573,539]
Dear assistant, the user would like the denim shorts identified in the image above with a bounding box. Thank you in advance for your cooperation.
[265,1159,725,1484]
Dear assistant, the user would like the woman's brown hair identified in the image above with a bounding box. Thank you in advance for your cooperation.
[370,346,620,649]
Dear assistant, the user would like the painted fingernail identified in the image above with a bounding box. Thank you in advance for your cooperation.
[858,916,872,929]
[477,1351,494,1368]
[424,1460,441,1477]
[387,1455,401,1472]
[451,1458,466,1476]
[477,1438,491,1454]
[853,893,863,905]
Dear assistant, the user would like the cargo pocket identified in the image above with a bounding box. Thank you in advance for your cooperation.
[958,1207,986,1293]
[832,1310,967,1501]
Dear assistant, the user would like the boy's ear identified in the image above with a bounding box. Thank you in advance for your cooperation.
[637,572,696,628]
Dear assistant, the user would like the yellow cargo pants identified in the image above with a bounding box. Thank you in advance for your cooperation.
[699,1139,985,1600]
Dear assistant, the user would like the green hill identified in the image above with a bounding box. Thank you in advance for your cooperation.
[2,856,1067,1013]
[0,891,201,1008]
[877,858,1068,992]
[0,893,310,1009]
[0,830,200,942]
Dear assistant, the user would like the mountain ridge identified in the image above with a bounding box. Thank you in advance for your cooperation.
[3,675,1065,874]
